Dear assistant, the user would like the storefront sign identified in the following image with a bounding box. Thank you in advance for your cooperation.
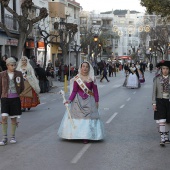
[6,39,18,46]
[38,41,45,49]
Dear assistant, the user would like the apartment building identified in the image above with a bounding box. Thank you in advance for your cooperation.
[113,11,145,58]
[79,10,115,61]
[48,0,81,66]
[0,0,20,58]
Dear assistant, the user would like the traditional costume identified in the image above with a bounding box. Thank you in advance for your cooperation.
[58,62,104,142]
[16,56,40,111]
[136,63,145,83]
[0,57,24,145]
[126,65,140,88]
[152,60,170,146]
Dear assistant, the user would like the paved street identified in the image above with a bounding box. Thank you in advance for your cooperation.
[0,70,170,170]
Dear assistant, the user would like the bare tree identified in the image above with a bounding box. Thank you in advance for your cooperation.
[53,21,78,64]
[149,26,169,60]
[0,0,48,58]
[37,23,60,69]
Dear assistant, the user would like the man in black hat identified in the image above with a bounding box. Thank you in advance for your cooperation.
[152,60,170,146]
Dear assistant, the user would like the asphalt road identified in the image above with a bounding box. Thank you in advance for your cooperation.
[0,70,169,170]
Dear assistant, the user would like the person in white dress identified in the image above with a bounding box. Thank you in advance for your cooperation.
[126,64,140,89]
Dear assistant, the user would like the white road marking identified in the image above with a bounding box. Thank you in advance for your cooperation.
[71,144,91,164]
[51,99,56,101]
[98,85,105,88]
[112,84,121,88]
[133,91,136,94]
[120,104,125,109]
[127,97,131,101]
[104,108,110,110]
[106,112,118,124]
[39,102,46,106]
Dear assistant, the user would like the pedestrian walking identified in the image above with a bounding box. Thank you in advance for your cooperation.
[112,63,117,77]
[1,55,7,71]
[46,66,54,88]
[149,62,153,73]
[100,65,110,82]
[16,56,40,112]
[152,60,170,146]
[58,61,104,144]
[108,63,113,77]
[0,57,24,145]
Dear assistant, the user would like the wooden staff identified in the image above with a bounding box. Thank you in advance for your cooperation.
[59,90,76,129]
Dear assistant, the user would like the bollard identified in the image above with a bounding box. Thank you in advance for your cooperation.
[64,75,68,93]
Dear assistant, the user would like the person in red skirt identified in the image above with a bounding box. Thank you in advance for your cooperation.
[16,56,40,112]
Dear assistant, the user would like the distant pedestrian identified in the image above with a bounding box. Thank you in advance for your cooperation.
[1,55,7,71]
[149,63,153,73]
[108,63,113,77]
[100,65,110,82]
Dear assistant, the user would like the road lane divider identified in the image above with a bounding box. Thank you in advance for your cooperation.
[106,112,118,124]
[71,144,91,164]
[120,104,125,109]
[38,102,46,106]
[127,97,131,101]
[133,91,136,94]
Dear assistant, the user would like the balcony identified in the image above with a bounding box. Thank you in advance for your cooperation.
[101,24,113,30]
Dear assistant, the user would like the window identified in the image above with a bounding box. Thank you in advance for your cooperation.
[80,18,87,24]
[51,17,55,31]
[74,7,76,19]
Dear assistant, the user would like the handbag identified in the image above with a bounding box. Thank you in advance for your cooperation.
[20,81,33,98]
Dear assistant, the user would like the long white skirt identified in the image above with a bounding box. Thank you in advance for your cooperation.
[58,111,104,140]
[126,73,139,88]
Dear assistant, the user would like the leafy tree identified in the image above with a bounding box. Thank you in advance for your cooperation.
[0,0,48,58]
[140,0,170,17]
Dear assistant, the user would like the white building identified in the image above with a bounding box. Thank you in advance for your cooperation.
[113,11,145,57]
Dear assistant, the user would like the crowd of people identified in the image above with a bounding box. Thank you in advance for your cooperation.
[0,54,170,147]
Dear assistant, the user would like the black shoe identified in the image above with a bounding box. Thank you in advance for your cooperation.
[21,109,26,112]
[160,141,165,146]
[165,140,170,144]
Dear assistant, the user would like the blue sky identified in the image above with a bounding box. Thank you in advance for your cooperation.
[77,0,146,13]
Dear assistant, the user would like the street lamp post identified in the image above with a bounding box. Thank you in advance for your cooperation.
[93,35,98,76]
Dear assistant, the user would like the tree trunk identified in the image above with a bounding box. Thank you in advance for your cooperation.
[62,49,67,64]
[16,33,26,59]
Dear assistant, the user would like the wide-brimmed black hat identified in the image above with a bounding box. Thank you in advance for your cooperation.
[156,60,170,68]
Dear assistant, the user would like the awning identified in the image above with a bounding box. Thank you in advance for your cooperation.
[118,56,131,60]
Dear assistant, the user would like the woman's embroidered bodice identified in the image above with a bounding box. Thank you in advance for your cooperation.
[69,81,99,102]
